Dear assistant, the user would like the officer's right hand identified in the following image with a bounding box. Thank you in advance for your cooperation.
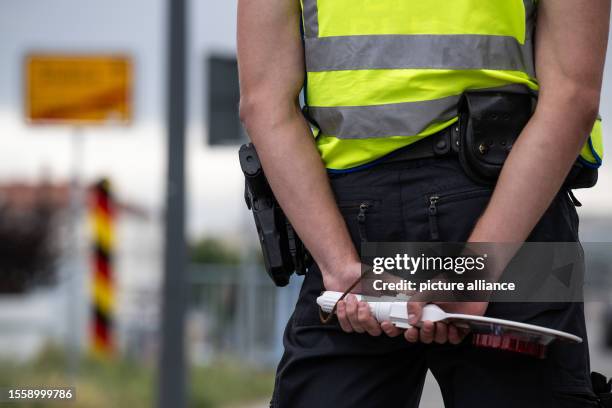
[323,262,385,337]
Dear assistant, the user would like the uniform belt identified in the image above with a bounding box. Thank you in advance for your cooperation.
[383,124,461,164]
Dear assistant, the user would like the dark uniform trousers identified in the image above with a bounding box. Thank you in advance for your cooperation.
[272,156,599,408]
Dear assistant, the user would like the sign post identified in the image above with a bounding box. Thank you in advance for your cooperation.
[24,54,132,368]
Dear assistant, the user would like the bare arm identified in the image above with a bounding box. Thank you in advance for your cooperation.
[237,0,381,335]
[469,0,610,242]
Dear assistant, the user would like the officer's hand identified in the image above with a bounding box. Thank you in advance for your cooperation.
[324,262,383,336]
[336,294,382,336]
[404,301,488,344]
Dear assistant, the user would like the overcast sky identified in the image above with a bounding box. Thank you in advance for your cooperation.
[0,1,610,238]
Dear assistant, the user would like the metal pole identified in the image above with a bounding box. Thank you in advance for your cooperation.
[66,127,84,376]
[157,0,188,406]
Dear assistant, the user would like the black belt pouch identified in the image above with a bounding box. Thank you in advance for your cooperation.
[457,91,598,188]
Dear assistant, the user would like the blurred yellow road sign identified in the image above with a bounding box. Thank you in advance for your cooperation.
[25,54,132,125]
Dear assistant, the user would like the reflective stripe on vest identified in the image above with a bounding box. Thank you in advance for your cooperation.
[301,0,603,170]
[305,35,535,75]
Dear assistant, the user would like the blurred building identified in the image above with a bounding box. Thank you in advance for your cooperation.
[0,180,160,360]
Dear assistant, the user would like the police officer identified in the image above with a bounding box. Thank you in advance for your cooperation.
[237,0,609,407]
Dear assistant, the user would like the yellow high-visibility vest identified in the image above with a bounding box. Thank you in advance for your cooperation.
[301,0,604,171]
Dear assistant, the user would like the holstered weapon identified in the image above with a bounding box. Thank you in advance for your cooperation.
[239,143,308,286]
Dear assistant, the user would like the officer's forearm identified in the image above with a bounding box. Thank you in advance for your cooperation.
[469,0,609,243]
[237,0,360,285]
[241,102,360,281]
[469,97,596,243]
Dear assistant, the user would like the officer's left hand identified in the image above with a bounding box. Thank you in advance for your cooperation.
[393,301,489,344]
[405,301,489,344]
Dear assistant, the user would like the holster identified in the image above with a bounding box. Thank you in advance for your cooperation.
[457,91,598,189]
[239,143,309,287]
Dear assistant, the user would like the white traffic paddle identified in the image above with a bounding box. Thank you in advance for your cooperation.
[317,291,582,359]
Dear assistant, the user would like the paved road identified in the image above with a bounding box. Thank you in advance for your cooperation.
[585,303,612,378]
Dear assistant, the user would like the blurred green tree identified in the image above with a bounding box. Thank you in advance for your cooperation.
[189,238,241,265]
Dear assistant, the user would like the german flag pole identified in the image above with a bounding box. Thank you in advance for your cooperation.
[90,179,115,357]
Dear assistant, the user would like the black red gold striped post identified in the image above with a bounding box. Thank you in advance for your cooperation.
[90,178,115,357]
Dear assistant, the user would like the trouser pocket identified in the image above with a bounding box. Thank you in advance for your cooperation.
[338,200,376,244]
[423,188,492,242]
[336,199,395,250]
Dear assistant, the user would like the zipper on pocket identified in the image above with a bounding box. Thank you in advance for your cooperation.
[428,195,440,241]
[425,189,491,241]
[357,202,370,243]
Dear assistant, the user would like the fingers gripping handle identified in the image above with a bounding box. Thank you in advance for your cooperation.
[316,291,583,345]
[317,291,447,329]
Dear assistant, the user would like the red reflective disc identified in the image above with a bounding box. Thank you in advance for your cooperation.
[472,334,547,359]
